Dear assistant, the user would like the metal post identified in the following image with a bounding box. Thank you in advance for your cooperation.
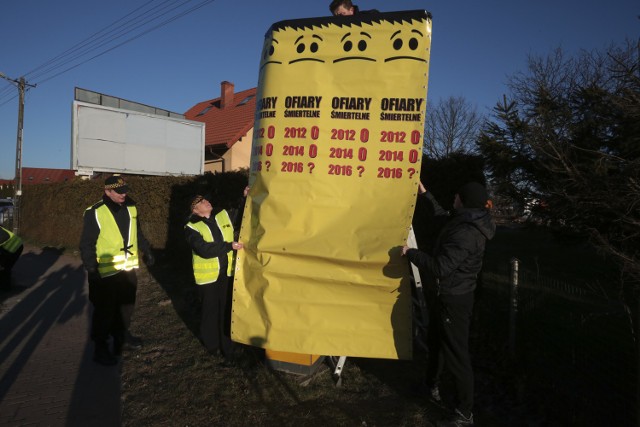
[13,77,25,235]
[509,257,519,359]
[1,73,35,235]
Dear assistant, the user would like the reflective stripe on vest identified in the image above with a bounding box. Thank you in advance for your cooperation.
[186,210,234,285]
[0,226,22,253]
[91,204,139,278]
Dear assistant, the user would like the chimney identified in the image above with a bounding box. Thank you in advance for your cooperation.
[220,81,234,109]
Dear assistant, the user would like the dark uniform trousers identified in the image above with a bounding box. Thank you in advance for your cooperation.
[198,275,235,356]
[0,245,23,289]
[426,291,475,414]
[88,270,137,345]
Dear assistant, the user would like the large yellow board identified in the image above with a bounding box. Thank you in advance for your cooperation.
[231,10,432,360]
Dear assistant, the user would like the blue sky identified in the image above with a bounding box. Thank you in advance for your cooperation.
[0,0,637,179]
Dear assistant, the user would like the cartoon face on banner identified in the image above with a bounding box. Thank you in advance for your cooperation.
[258,12,431,89]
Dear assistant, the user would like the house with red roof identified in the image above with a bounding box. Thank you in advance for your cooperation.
[21,167,75,185]
[0,167,75,194]
[184,81,256,173]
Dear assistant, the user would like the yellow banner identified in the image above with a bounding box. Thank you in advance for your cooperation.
[231,10,432,360]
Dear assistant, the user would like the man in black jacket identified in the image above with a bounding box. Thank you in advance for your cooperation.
[403,181,495,427]
[79,175,154,365]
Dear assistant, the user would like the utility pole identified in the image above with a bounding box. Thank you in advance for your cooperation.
[0,72,36,235]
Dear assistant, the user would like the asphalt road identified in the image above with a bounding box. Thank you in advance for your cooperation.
[0,245,121,427]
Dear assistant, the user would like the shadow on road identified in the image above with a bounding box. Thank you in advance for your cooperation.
[0,246,121,426]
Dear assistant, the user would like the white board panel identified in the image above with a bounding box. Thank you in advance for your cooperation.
[72,101,204,176]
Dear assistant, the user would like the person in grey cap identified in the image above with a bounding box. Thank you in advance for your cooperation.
[402,181,495,427]
[79,175,155,366]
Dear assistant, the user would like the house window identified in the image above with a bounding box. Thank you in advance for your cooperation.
[196,104,214,116]
[237,95,255,106]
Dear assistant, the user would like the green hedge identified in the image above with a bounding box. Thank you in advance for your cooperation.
[20,170,249,255]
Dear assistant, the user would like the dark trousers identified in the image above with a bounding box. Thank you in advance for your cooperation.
[197,276,235,357]
[88,270,137,345]
[0,244,23,289]
[426,291,475,414]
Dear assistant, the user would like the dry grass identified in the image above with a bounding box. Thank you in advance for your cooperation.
[120,224,622,427]
[121,262,447,427]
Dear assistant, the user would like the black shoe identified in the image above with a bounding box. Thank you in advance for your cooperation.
[428,385,442,404]
[93,343,117,366]
[436,408,474,427]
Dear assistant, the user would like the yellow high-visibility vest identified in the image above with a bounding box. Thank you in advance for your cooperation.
[89,204,139,278]
[0,226,22,253]
[186,210,234,285]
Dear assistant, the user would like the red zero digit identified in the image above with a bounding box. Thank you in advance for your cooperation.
[309,144,318,158]
[328,165,353,176]
[377,167,403,179]
[265,143,274,156]
[409,149,419,163]
[311,126,320,140]
[281,162,304,173]
[411,130,421,144]
[358,147,367,161]
[267,125,276,139]
[360,128,369,143]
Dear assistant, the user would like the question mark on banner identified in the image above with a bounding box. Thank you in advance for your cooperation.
[265,160,271,171]
[357,165,365,177]
[408,168,416,179]
[307,162,315,173]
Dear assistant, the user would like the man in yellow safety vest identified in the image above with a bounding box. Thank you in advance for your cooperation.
[185,191,245,359]
[79,175,155,366]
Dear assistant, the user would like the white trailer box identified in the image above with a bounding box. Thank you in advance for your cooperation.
[72,101,204,176]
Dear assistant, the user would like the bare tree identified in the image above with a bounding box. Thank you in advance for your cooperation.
[423,96,483,159]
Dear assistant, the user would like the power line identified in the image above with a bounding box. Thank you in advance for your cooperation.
[0,0,217,105]
[23,0,162,80]
[35,0,217,85]
[26,0,181,82]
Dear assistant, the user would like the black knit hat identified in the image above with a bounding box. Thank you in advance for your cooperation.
[457,182,488,209]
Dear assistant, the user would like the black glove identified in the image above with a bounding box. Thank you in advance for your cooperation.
[143,250,155,267]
